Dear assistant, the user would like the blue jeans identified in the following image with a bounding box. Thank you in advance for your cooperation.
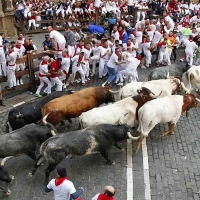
[14,9,24,21]
[107,67,116,83]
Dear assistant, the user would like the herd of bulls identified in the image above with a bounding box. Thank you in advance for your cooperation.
[1,63,200,196]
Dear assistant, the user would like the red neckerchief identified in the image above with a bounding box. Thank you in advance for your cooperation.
[189,39,193,42]
[127,42,131,47]
[41,61,48,65]
[158,30,163,34]
[18,37,23,41]
[119,30,123,40]
[78,55,83,63]
[115,52,121,60]
[112,30,117,33]
[97,194,114,200]
[55,177,67,186]
[137,28,142,32]
[26,3,30,6]
[135,55,141,60]
[63,54,70,58]
[15,45,21,49]
[86,47,90,51]
[8,49,14,55]
[147,28,152,31]
[164,14,169,17]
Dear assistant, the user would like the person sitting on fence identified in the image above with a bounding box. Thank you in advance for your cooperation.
[27,10,37,30]
[14,0,25,22]
[56,0,65,18]
[48,26,66,51]
[65,0,73,16]
[35,56,52,98]
[24,0,32,19]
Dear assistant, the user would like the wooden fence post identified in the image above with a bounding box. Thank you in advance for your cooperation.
[133,8,138,27]
[27,53,36,93]
[19,15,25,35]
[52,9,56,29]
[95,8,99,25]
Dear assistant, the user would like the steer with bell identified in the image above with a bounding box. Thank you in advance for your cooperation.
[41,86,116,126]
[79,87,161,129]
[129,94,200,153]
[36,124,136,184]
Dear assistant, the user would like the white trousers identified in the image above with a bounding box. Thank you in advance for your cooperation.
[56,8,65,17]
[71,66,86,83]
[36,76,51,95]
[82,61,90,78]
[65,7,72,15]
[68,45,75,57]
[145,52,152,67]
[119,70,138,82]
[7,65,16,88]
[91,55,100,73]
[158,51,167,64]
[56,42,66,51]
[16,63,25,71]
[28,19,36,29]
[185,50,193,65]
[0,49,7,76]
[50,77,63,91]
[99,58,108,78]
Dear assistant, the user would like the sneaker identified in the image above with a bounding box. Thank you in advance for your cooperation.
[141,65,146,69]
[90,72,95,77]
[63,84,66,89]
[75,79,80,83]
[16,80,20,86]
[5,86,12,90]
[86,77,91,81]
[20,79,23,85]
[117,82,123,86]
[35,94,42,98]
[180,58,184,62]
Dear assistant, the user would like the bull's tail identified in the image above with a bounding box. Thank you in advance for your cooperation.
[5,121,12,133]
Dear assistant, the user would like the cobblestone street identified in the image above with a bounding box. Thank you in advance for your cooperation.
[0,48,200,200]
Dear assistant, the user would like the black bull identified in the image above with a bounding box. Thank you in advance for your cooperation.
[148,62,190,81]
[36,124,136,184]
[6,90,72,132]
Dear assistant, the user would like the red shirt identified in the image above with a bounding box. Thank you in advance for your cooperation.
[50,61,59,78]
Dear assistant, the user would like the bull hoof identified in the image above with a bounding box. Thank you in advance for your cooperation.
[111,161,116,165]
[6,190,11,196]
[169,132,175,135]
[28,172,33,177]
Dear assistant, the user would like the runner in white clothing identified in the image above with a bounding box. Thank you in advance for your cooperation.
[91,185,115,200]
[184,35,198,65]
[45,167,83,200]
[0,34,7,76]
[48,26,66,51]
[35,56,52,98]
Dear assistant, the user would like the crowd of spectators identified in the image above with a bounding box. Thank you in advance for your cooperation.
[1,0,200,102]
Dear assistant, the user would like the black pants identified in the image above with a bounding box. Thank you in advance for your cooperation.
[172,46,177,60]
[97,33,104,40]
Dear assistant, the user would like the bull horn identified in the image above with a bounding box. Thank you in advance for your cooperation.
[195,98,200,103]
[127,132,140,140]
[102,81,107,87]
[109,89,120,94]
[42,113,50,125]
[1,156,14,166]
[42,113,57,136]
[167,72,170,79]
[181,82,190,93]
[149,91,162,98]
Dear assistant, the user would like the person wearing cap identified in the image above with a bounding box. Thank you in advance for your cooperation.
[35,56,52,98]
[43,35,53,50]
[45,167,83,200]
[91,185,115,200]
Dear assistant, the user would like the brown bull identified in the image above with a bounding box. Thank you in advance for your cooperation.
[41,86,115,125]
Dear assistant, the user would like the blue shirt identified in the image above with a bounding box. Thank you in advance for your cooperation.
[42,40,52,48]
[122,31,128,44]
[88,25,104,35]
[3,38,9,53]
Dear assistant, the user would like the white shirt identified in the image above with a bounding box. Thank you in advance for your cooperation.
[143,42,151,54]
[71,55,85,68]
[39,62,48,75]
[111,31,119,41]
[164,15,174,28]
[132,42,139,57]
[92,45,102,56]
[107,53,118,68]
[14,45,25,57]
[184,40,197,53]
[100,47,111,61]
[7,51,18,66]
[126,57,140,71]
[82,48,91,62]
[151,31,163,45]
[49,30,66,44]
[47,179,76,200]
[191,16,200,24]
[135,31,143,44]
[0,35,3,49]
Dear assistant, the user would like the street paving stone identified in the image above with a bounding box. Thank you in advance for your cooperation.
[0,47,200,200]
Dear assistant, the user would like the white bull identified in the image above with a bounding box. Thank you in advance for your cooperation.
[129,94,200,153]
[79,87,161,129]
[182,65,200,92]
[118,78,187,99]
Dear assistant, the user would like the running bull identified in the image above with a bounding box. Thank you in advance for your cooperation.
[129,94,200,153]
[6,91,73,132]
[0,114,56,182]
[148,62,190,81]
[118,77,187,99]
[36,124,136,184]
[41,86,116,126]
[79,87,161,129]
